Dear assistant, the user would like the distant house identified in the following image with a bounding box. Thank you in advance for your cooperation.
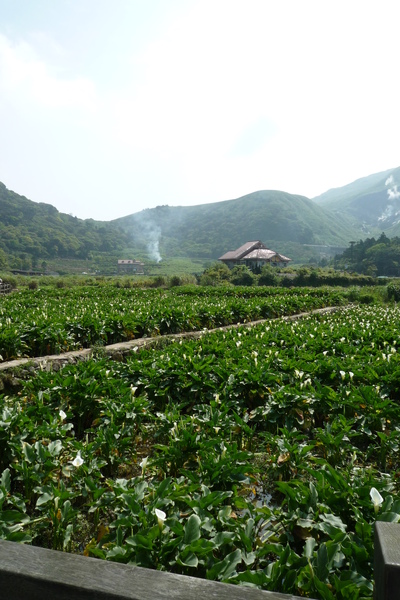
[219,241,291,270]
[117,259,145,274]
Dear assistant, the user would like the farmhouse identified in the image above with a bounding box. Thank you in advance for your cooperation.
[219,241,291,271]
[117,259,145,274]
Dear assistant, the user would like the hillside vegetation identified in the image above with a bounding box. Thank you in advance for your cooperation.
[335,232,400,277]
[1,288,399,597]
[0,182,131,270]
[2,167,400,274]
[114,190,355,261]
[313,166,400,237]
[0,183,356,273]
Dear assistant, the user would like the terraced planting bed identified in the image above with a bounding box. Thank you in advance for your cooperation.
[0,285,397,598]
[0,285,346,361]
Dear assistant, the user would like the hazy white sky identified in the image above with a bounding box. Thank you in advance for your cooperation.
[0,0,399,221]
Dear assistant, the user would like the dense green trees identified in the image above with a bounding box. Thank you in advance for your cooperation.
[199,262,232,285]
[258,264,280,286]
[230,265,256,286]
[336,233,400,276]
[0,182,132,269]
[199,262,376,288]
[0,248,8,270]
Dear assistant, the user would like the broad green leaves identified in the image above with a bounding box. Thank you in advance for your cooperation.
[0,285,346,360]
[2,296,400,597]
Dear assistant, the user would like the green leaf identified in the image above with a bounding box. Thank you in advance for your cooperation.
[233,496,248,510]
[126,532,154,549]
[342,570,374,589]
[1,469,11,493]
[245,517,255,540]
[155,477,171,499]
[198,489,232,509]
[217,505,232,521]
[309,481,318,507]
[319,513,347,532]
[184,538,215,556]
[36,492,53,507]
[184,514,201,545]
[3,531,32,543]
[206,548,242,581]
[0,510,30,524]
[379,511,400,522]
[48,439,63,456]
[305,537,316,559]
[63,523,73,549]
[242,551,256,566]
[105,545,126,560]
[312,575,335,600]
[22,443,36,464]
[315,543,329,581]
[35,441,47,462]
[212,531,235,548]
[177,550,198,568]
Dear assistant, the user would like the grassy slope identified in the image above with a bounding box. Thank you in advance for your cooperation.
[312,167,397,206]
[114,190,356,259]
[312,167,400,237]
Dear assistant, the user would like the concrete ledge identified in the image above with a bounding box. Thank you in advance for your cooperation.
[374,521,400,600]
[0,306,341,374]
[0,540,306,600]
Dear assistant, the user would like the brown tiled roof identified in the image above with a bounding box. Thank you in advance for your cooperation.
[276,253,291,262]
[244,249,276,260]
[219,241,291,263]
[219,241,266,260]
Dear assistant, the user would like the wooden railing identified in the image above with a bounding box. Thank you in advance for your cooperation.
[0,522,397,598]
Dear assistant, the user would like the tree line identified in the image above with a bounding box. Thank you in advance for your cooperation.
[335,233,400,276]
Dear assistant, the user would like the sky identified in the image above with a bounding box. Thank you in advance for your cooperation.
[0,0,399,221]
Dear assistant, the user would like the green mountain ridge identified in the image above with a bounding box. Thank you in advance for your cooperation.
[0,182,132,269]
[313,166,400,236]
[1,168,399,273]
[113,190,355,261]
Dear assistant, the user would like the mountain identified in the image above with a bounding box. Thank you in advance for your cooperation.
[113,190,355,261]
[313,166,400,237]
[0,173,392,273]
[0,182,132,268]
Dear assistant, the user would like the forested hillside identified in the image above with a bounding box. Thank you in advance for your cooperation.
[313,166,400,237]
[335,232,400,276]
[0,182,355,272]
[0,182,131,270]
[4,172,400,275]
[114,190,355,259]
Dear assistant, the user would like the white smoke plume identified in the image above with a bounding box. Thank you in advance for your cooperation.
[385,174,400,200]
[378,205,395,222]
[388,185,400,200]
[147,225,162,262]
[133,213,162,262]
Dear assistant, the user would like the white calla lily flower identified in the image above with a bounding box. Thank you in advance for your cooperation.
[155,508,166,529]
[139,456,148,475]
[72,451,84,468]
[370,487,383,513]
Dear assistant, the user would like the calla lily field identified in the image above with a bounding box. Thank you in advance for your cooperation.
[1,283,400,598]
